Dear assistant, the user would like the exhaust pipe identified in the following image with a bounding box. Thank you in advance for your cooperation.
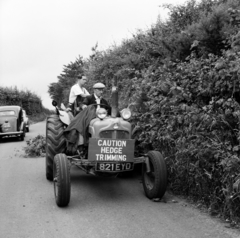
[111,86,118,118]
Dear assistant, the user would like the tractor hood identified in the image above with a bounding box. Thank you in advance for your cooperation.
[89,117,132,140]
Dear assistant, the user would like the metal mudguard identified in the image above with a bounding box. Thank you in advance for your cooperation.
[58,111,72,126]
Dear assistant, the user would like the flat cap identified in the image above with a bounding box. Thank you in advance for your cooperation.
[93,82,105,89]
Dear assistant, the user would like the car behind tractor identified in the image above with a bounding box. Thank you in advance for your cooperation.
[45,87,167,207]
[0,105,26,141]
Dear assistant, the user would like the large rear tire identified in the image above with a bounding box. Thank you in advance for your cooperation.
[53,153,71,207]
[142,151,167,199]
[45,115,66,181]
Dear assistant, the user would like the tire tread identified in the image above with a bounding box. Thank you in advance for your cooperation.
[142,150,167,199]
[45,115,66,181]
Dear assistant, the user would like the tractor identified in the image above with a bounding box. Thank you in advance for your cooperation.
[45,86,167,207]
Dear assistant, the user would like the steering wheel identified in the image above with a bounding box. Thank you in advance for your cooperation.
[86,104,111,109]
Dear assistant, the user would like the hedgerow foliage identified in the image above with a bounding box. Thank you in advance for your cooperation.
[48,0,240,222]
[24,135,46,157]
[48,56,87,106]
[0,86,43,115]
[131,47,240,220]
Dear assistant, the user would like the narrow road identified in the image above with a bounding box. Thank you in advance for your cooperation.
[0,120,239,238]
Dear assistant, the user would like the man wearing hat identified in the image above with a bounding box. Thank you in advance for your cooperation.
[81,82,110,114]
[67,74,90,115]
[64,82,110,155]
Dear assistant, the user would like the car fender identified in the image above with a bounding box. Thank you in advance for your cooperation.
[20,121,25,131]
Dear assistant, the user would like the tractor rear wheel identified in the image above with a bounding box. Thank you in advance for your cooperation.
[45,115,66,181]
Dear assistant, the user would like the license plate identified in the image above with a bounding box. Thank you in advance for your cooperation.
[96,162,134,172]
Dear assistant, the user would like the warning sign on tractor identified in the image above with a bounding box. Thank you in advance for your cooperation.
[88,138,135,162]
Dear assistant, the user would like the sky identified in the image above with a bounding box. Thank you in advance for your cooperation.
[0,0,187,109]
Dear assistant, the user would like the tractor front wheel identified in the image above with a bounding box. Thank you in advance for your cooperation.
[142,151,167,199]
[53,153,71,207]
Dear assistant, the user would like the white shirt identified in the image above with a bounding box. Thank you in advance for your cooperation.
[69,84,90,104]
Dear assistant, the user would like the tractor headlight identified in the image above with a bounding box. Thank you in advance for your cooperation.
[96,108,107,119]
[121,108,131,120]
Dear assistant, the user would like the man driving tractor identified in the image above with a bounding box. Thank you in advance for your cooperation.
[81,82,110,114]
[64,82,110,155]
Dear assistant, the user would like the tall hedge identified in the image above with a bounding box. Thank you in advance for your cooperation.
[0,86,42,115]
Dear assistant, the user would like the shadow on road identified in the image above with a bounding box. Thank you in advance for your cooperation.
[0,136,23,143]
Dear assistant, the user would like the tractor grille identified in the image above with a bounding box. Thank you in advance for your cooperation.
[100,130,129,139]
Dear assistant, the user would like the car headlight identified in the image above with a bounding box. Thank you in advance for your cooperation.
[121,108,131,120]
[96,108,107,119]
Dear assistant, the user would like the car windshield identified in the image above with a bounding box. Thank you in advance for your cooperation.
[0,110,15,116]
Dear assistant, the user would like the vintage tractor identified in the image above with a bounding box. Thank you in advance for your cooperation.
[45,87,167,207]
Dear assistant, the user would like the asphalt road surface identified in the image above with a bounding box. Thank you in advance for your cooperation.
[0,120,240,238]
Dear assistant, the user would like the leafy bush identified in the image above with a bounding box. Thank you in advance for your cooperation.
[24,135,46,157]
[0,86,42,115]
[129,38,240,222]
[0,86,53,120]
